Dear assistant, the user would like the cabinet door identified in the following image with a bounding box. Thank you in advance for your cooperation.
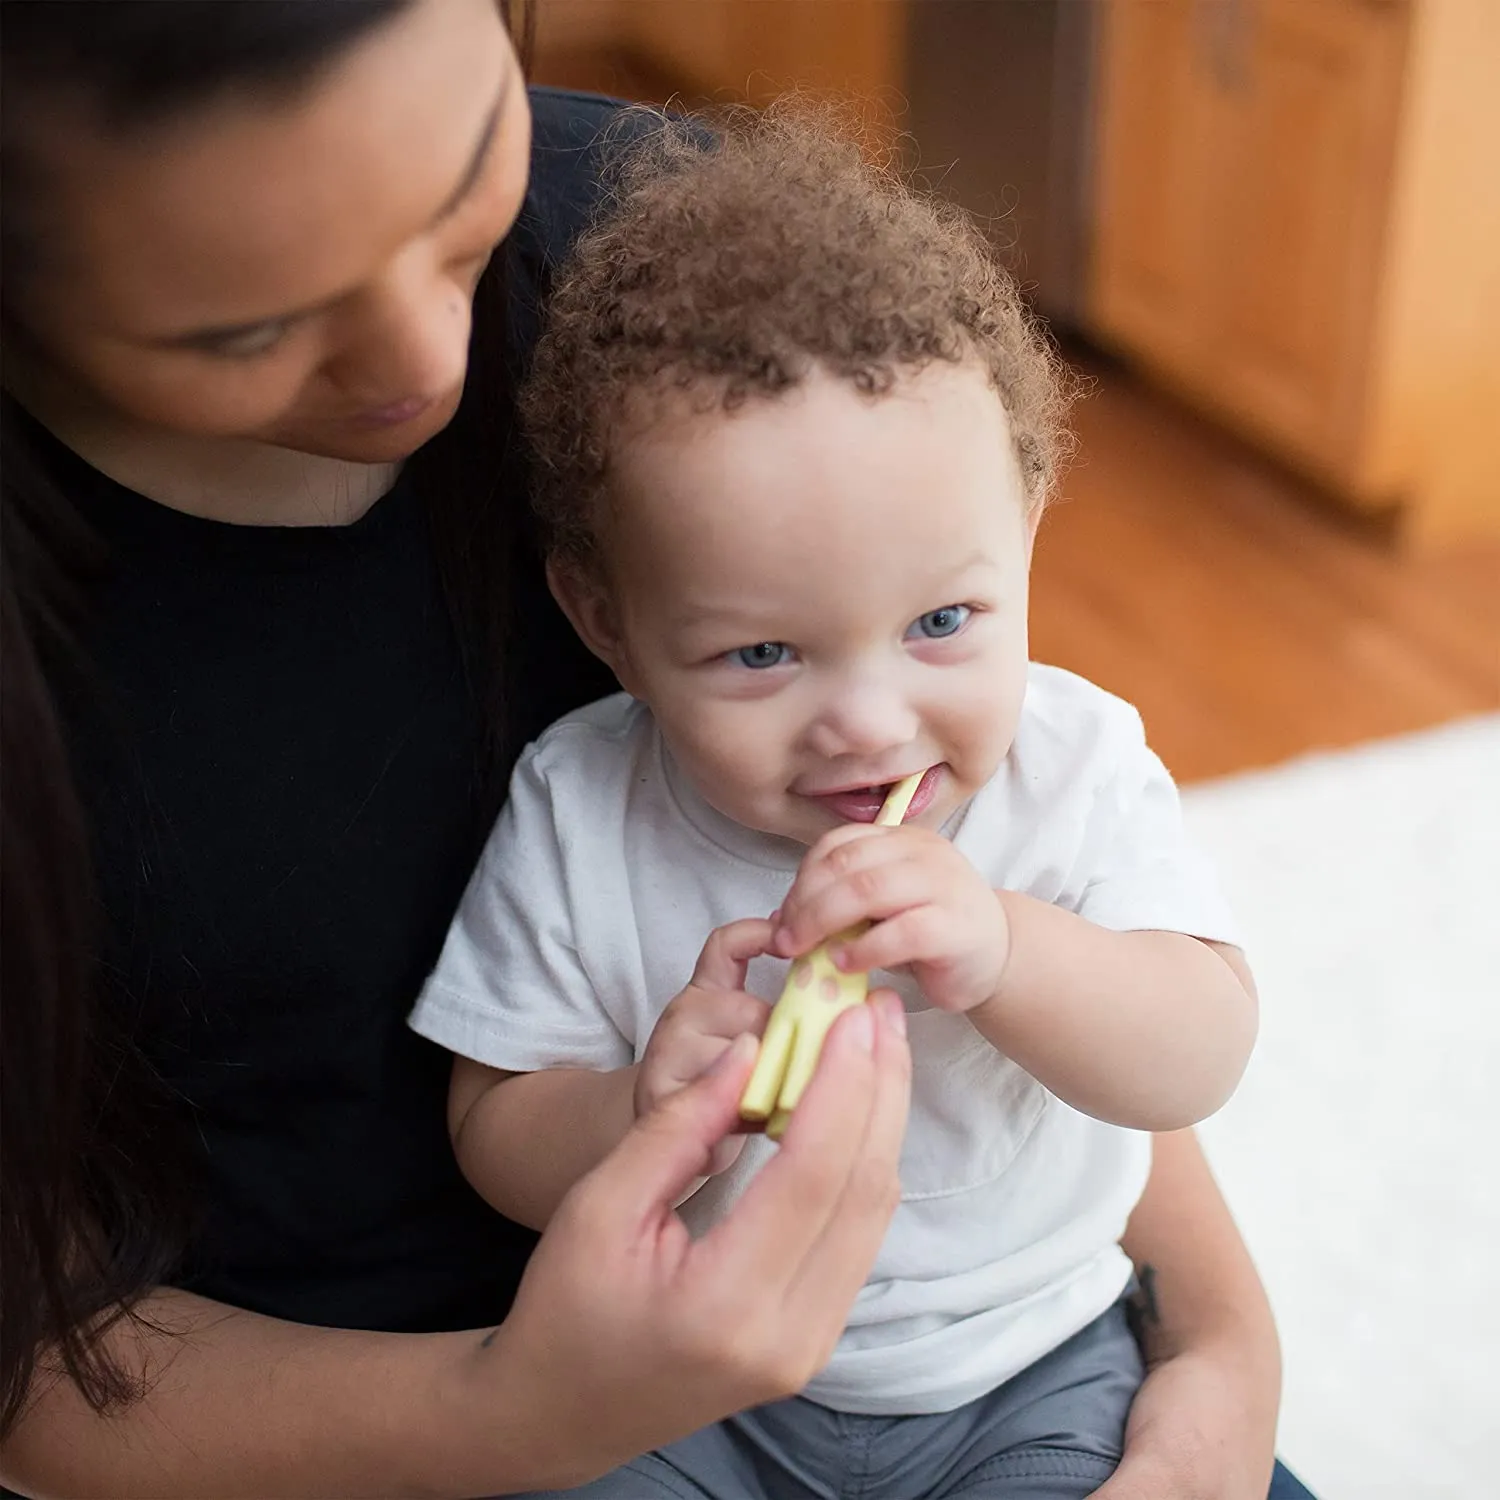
[622,1,905,104]
[1089,0,1227,391]
[1208,0,1407,482]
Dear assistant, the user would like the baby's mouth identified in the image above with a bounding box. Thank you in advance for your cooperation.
[802,768,941,824]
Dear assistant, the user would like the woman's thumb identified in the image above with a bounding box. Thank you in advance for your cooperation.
[582,1033,758,1221]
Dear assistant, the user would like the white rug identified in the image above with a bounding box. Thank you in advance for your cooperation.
[1181,716,1500,1500]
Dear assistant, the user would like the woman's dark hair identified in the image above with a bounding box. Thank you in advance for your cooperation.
[0,0,534,1438]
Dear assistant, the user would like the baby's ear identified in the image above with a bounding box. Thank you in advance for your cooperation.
[1024,496,1046,559]
[546,557,636,688]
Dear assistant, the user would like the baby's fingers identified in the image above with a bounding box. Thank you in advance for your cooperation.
[689,987,775,1041]
[834,904,961,975]
[694,917,778,991]
[646,989,771,1117]
[778,857,936,957]
[642,1030,748,1111]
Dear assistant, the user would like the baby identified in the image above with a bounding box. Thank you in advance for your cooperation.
[411,108,1257,1499]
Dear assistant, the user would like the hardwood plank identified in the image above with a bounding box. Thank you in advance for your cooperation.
[1033,358,1499,782]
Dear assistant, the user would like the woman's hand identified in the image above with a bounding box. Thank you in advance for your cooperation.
[1093,1337,1280,1500]
[455,991,912,1491]
[0,995,907,1500]
[1095,1129,1282,1500]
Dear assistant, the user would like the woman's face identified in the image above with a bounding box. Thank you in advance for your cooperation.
[13,0,529,464]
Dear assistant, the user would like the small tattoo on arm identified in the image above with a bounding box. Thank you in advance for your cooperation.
[1125,1262,1162,1347]
[1136,1262,1161,1324]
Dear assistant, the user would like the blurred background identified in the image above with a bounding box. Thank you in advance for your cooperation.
[531,0,1498,783]
[529,5,1499,1498]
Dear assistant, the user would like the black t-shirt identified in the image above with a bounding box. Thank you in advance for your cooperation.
[38,88,623,1334]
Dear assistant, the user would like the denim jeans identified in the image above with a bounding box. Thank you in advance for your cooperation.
[1270,1460,1317,1499]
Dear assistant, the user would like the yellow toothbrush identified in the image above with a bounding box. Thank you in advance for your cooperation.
[740,772,924,1139]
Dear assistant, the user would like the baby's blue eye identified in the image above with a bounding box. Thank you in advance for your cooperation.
[734,642,791,670]
[907,605,971,640]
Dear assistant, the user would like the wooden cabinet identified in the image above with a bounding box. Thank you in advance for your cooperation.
[632,1,902,103]
[620,1,904,104]
[1090,0,1500,544]
[1213,1,1406,471]
[534,0,905,106]
[1091,2,1225,393]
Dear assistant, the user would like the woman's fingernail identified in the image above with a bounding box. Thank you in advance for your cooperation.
[709,1032,756,1074]
[830,946,850,971]
[883,997,907,1038]
[847,1006,875,1053]
[774,925,792,953]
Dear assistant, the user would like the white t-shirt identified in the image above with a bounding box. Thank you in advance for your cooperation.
[411,664,1240,1415]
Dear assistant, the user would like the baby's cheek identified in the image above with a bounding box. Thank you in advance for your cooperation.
[963,672,1026,769]
[685,713,780,797]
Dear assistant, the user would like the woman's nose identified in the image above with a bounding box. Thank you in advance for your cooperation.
[327,248,472,404]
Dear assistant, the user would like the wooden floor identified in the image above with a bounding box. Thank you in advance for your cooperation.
[1033,353,1499,782]
[529,46,1500,786]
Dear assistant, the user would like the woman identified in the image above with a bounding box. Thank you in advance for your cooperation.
[0,2,1299,1495]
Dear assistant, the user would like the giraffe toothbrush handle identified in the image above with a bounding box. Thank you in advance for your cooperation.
[739,772,924,1137]
[740,928,871,1135]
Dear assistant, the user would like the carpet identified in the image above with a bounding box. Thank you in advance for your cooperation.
[1182,715,1500,1500]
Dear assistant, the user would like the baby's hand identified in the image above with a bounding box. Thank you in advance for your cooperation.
[774,824,1009,1015]
[638,918,774,1174]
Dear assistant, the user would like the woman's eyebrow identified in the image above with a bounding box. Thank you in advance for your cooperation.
[431,80,507,224]
[153,78,512,349]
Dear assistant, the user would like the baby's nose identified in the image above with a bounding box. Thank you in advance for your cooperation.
[805,683,921,759]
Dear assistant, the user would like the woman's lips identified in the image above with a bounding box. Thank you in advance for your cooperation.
[351,394,436,430]
[805,765,943,824]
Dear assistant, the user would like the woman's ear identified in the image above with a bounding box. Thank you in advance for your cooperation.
[546,557,640,694]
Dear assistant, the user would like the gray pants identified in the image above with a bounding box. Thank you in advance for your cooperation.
[516,1301,1142,1500]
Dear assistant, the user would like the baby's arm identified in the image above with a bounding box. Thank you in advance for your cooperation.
[775,824,1255,1132]
[970,899,1256,1130]
[447,918,777,1229]
[971,713,1258,1128]
[449,1060,640,1230]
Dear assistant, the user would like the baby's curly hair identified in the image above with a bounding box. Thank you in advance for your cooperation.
[520,102,1074,572]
